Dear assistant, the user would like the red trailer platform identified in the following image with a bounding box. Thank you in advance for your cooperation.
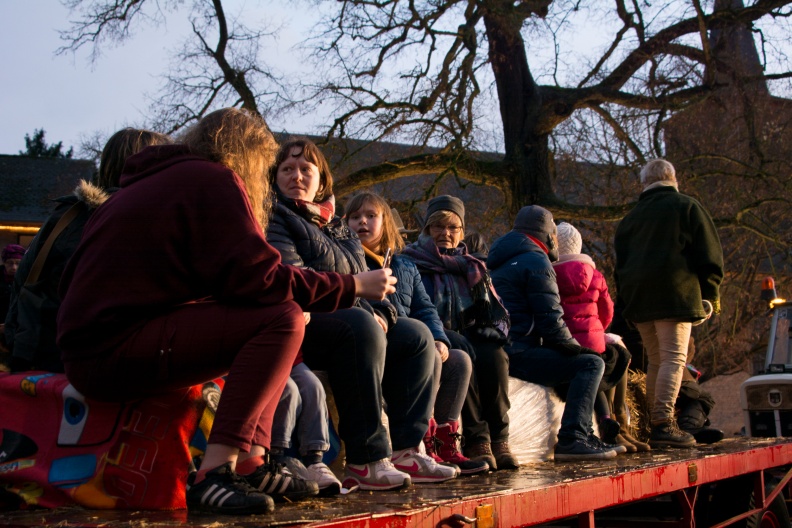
[1,437,790,527]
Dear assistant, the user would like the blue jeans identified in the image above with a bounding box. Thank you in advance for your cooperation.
[301,308,435,464]
[271,362,330,455]
[507,343,604,443]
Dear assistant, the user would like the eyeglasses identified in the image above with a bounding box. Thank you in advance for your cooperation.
[430,224,462,234]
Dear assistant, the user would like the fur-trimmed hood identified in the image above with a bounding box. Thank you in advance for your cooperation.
[73,180,111,209]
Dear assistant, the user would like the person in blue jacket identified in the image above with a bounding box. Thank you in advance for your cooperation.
[488,205,616,461]
[346,192,489,475]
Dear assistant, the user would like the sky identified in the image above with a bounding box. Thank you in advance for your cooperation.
[0,1,314,157]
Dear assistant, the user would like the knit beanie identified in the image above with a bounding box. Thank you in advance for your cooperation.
[514,205,556,239]
[556,222,582,256]
[1,244,26,262]
[513,205,558,261]
[425,195,465,227]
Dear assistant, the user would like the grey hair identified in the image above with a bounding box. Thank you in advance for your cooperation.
[640,159,676,186]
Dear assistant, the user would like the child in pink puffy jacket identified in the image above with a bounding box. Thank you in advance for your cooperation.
[553,223,649,452]
[552,222,613,352]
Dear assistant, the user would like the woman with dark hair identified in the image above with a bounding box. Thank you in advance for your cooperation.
[401,195,518,470]
[4,128,172,372]
[266,137,457,491]
[56,109,396,515]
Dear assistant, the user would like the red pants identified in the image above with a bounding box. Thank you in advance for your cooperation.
[64,300,304,452]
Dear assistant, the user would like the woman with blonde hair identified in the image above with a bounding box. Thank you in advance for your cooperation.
[57,109,396,515]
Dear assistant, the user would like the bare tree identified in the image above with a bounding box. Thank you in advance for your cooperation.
[58,0,285,133]
[307,0,792,218]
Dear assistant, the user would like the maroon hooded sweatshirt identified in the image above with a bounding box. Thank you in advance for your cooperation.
[57,145,355,361]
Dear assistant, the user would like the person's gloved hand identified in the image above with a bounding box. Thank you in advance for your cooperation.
[474,326,510,346]
[546,341,582,356]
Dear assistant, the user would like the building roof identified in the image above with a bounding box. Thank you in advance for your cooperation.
[0,155,96,226]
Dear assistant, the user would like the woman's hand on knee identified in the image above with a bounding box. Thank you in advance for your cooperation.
[354,269,397,300]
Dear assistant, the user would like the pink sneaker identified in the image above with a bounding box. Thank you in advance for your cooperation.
[391,447,459,483]
[343,458,411,491]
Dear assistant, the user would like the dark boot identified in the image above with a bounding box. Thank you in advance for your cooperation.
[436,421,489,475]
[464,442,497,471]
[491,441,519,470]
[678,399,724,444]
[650,419,696,448]
[598,417,621,444]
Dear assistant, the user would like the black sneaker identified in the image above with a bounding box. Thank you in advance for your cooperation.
[243,455,319,502]
[554,438,617,461]
[588,434,627,455]
[186,462,274,515]
[650,420,696,448]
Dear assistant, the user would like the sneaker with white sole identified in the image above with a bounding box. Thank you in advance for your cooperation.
[588,434,627,455]
[186,462,274,515]
[305,462,342,496]
[392,447,460,483]
[554,437,618,461]
[242,455,319,502]
[343,458,412,491]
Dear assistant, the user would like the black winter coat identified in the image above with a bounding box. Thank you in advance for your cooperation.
[614,186,723,323]
[266,197,397,326]
[487,230,576,348]
[5,181,111,372]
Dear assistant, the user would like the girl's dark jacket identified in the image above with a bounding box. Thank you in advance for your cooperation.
[266,197,397,327]
[487,230,576,348]
[364,253,451,347]
[614,186,723,324]
[5,181,110,372]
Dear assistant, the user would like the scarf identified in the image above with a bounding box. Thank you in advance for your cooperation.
[277,188,336,228]
[402,234,510,335]
[363,245,384,268]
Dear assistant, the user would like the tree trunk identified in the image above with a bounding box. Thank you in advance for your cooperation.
[483,6,555,214]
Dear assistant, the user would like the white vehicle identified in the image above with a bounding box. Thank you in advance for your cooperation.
[741,278,792,437]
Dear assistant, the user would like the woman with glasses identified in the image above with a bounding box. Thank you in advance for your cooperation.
[401,196,518,470]
[346,192,488,475]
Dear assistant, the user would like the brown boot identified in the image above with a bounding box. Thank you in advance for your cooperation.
[614,433,638,453]
[621,430,651,451]
[491,441,519,470]
[464,442,497,471]
[616,413,651,452]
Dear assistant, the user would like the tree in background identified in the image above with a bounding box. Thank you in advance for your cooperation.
[57,0,792,376]
[19,129,74,159]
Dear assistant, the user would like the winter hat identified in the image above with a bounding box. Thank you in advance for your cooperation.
[1,244,25,262]
[425,195,465,227]
[513,205,558,261]
[514,205,556,240]
[556,222,582,256]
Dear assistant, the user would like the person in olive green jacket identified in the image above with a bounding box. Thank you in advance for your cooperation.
[614,159,723,449]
